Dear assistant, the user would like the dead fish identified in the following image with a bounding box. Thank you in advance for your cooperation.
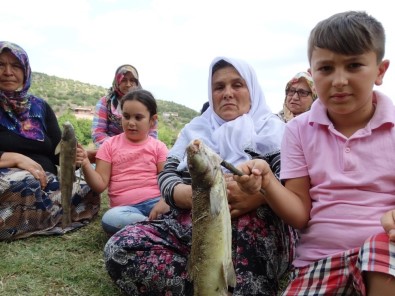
[55,121,77,229]
[186,139,236,295]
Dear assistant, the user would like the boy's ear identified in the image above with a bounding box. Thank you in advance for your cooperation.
[375,59,390,86]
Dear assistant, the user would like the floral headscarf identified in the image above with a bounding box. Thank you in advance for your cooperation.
[0,41,46,141]
[279,71,317,123]
[170,56,285,171]
[105,64,142,128]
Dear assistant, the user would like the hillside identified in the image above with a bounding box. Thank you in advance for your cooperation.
[29,72,199,147]
[30,72,199,121]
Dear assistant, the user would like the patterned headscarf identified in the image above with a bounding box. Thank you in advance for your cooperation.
[169,56,285,171]
[279,71,317,123]
[110,64,141,99]
[0,41,46,141]
[105,64,145,133]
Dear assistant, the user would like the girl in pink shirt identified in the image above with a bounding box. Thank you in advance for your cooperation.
[77,89,169,235]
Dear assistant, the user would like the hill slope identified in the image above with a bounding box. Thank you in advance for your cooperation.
[29,72,199,147]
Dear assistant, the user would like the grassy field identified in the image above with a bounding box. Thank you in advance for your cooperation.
[0,193,122,296]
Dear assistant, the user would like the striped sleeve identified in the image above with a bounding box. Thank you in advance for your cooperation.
[158,157,191,209]
[92,96,110,147]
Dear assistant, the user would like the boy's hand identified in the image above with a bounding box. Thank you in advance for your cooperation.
[380,210,395,241]
[232,159,269,194]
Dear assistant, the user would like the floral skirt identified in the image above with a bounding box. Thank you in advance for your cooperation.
[0,168,100,241]
[104,206,298,296]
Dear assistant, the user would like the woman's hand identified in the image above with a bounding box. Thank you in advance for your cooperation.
[0,152,47,189]
[149,198,170,220]
[225,174,265,219]
[381,210,395,242]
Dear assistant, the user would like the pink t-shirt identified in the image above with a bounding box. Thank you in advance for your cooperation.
[96,134,168,207]
[281,91,395,267]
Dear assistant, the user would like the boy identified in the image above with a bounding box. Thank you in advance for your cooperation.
[234,11,395,295]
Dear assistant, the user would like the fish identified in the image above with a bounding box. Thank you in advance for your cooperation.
[55,121,77,229]
[186,139,237,295]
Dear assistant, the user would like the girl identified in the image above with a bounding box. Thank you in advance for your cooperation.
[78,89,169,235]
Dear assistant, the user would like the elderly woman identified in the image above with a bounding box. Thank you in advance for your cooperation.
[0,41,100,240]
[278,71,317,123]
[104,57,298,295]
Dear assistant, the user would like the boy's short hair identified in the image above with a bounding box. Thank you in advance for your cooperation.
[308,11,385,64]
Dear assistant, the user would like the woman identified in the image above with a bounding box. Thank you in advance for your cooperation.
[104,57,298,295]
[278,71,317,123]
[91,64,157,148]
[0,41,100,240]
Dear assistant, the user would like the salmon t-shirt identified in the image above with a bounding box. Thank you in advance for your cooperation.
[96,133,168,207]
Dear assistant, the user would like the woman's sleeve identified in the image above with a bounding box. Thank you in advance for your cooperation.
[92,97,109,146]
[265,150,281,180]
[158,157,186,209]
[248,149,281,180]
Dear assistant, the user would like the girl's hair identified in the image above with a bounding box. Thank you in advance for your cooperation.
[120,89,157,117]
[308,11,385,64]
[212,59,234,75]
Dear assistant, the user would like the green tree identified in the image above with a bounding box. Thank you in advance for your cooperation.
[57,113,93,146]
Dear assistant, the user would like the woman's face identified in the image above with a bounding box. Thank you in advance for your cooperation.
[211,66,251,121]
[0,50,24,92]
[285,80,314,116]
[118,71,138,95]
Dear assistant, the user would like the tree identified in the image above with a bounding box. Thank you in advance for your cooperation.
[57,113,93,146]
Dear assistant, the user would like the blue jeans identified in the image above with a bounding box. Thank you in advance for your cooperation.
[102,197,160,234]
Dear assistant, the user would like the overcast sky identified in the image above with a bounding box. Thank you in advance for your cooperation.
[1,0,393,113]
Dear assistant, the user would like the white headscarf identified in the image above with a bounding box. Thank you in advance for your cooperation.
[169,56,285,170]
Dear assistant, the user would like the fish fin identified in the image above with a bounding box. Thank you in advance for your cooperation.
[209,187,222,216]
[54,141,61,155]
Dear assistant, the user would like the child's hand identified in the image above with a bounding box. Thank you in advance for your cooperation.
[232,159,269,195]
[76,143,89,167]
[380,210,395,241]
[149,198,170,220]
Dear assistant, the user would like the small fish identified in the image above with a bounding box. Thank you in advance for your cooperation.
[55,121,77,229]
[186,139,236,295]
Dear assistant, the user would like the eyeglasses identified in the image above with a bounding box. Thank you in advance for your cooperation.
[285,88,312,98]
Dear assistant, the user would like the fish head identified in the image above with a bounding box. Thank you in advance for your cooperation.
[61,121,76,141]
[186,139,222,189]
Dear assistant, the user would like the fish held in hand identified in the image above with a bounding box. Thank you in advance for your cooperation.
[186,139,236,295]
[55,121,77,229]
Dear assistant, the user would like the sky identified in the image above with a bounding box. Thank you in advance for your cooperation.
[1,0,394,113]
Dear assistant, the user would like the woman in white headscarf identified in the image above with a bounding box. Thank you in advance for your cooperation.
[104,57,298,295]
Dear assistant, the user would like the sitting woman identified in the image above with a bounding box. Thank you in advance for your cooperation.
[0,41,100,241]
[104,56,298,295]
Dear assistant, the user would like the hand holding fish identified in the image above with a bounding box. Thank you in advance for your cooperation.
[0,152,47,189]
[381,210,395,242]
[233,159,273,195]
[225,174,266,218]
[76,143,90,168]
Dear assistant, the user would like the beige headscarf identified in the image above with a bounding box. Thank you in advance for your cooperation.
[278,71,317,123]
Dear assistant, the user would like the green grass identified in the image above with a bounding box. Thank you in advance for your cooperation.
[0,193,122,296]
